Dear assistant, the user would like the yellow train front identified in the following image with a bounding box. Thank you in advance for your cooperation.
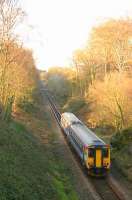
[61,112,111,176]
[83,144,110,176]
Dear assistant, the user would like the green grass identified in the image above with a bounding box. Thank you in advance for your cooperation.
[49,141,79,200]
[0,117,79,200]
[0,120,54,200]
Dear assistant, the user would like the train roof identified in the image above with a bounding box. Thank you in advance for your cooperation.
[61,112,82,124]
[61,112,106,146]
[71,123,106,146]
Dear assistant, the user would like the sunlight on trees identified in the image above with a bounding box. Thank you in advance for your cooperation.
[0,0,38,121]
[71,18,132,131]
[46,18,132,132]
[89,19,132,73]
[88,73,132,131]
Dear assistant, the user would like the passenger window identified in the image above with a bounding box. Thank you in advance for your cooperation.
[102,148,108,157]
[88,149,94,157]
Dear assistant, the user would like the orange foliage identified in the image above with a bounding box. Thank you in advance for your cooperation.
[88,72,132,130]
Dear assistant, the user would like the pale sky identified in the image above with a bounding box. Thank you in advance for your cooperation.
[20,0,132,70]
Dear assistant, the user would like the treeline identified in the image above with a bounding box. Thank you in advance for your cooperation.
[45,18,132,131]
[0,0,38,121]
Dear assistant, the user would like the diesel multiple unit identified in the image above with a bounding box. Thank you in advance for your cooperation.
[61,112,110,176]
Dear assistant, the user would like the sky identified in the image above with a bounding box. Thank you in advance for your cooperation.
[20,0,132,70]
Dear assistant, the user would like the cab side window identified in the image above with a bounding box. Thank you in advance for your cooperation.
[102,148,108,157]
[88,149,94,157]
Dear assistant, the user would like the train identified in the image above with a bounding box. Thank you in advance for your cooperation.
[61,112,111,176]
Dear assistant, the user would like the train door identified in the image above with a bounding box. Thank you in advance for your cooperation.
[95,149,102,168]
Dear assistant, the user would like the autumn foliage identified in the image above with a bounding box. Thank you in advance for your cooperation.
[0,0,38,121]
[46,18,132,131]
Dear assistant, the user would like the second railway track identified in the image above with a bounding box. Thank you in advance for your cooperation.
[41,86,128,200]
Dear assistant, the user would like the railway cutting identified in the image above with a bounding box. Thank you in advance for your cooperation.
[40,83,129,200]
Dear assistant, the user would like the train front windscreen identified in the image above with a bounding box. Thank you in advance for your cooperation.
[88,146,110,169]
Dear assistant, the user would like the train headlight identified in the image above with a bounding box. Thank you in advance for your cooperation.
[103,162,109,168]
[88,162,93,168]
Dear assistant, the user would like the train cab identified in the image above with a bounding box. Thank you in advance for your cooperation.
[84,143,110,175]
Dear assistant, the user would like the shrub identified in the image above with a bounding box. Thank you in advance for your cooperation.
[18,97,37,114]
[63,97,86,114]
[111,127,132,150]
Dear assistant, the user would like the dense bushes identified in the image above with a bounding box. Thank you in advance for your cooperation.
[111,127,132,150]
[17,88,39,114]
[63,97,86,114]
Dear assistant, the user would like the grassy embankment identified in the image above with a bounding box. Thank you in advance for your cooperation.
[0,90,79,200]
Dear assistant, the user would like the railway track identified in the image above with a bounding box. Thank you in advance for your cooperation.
[41,86,128,200]
[89,177,125,200]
